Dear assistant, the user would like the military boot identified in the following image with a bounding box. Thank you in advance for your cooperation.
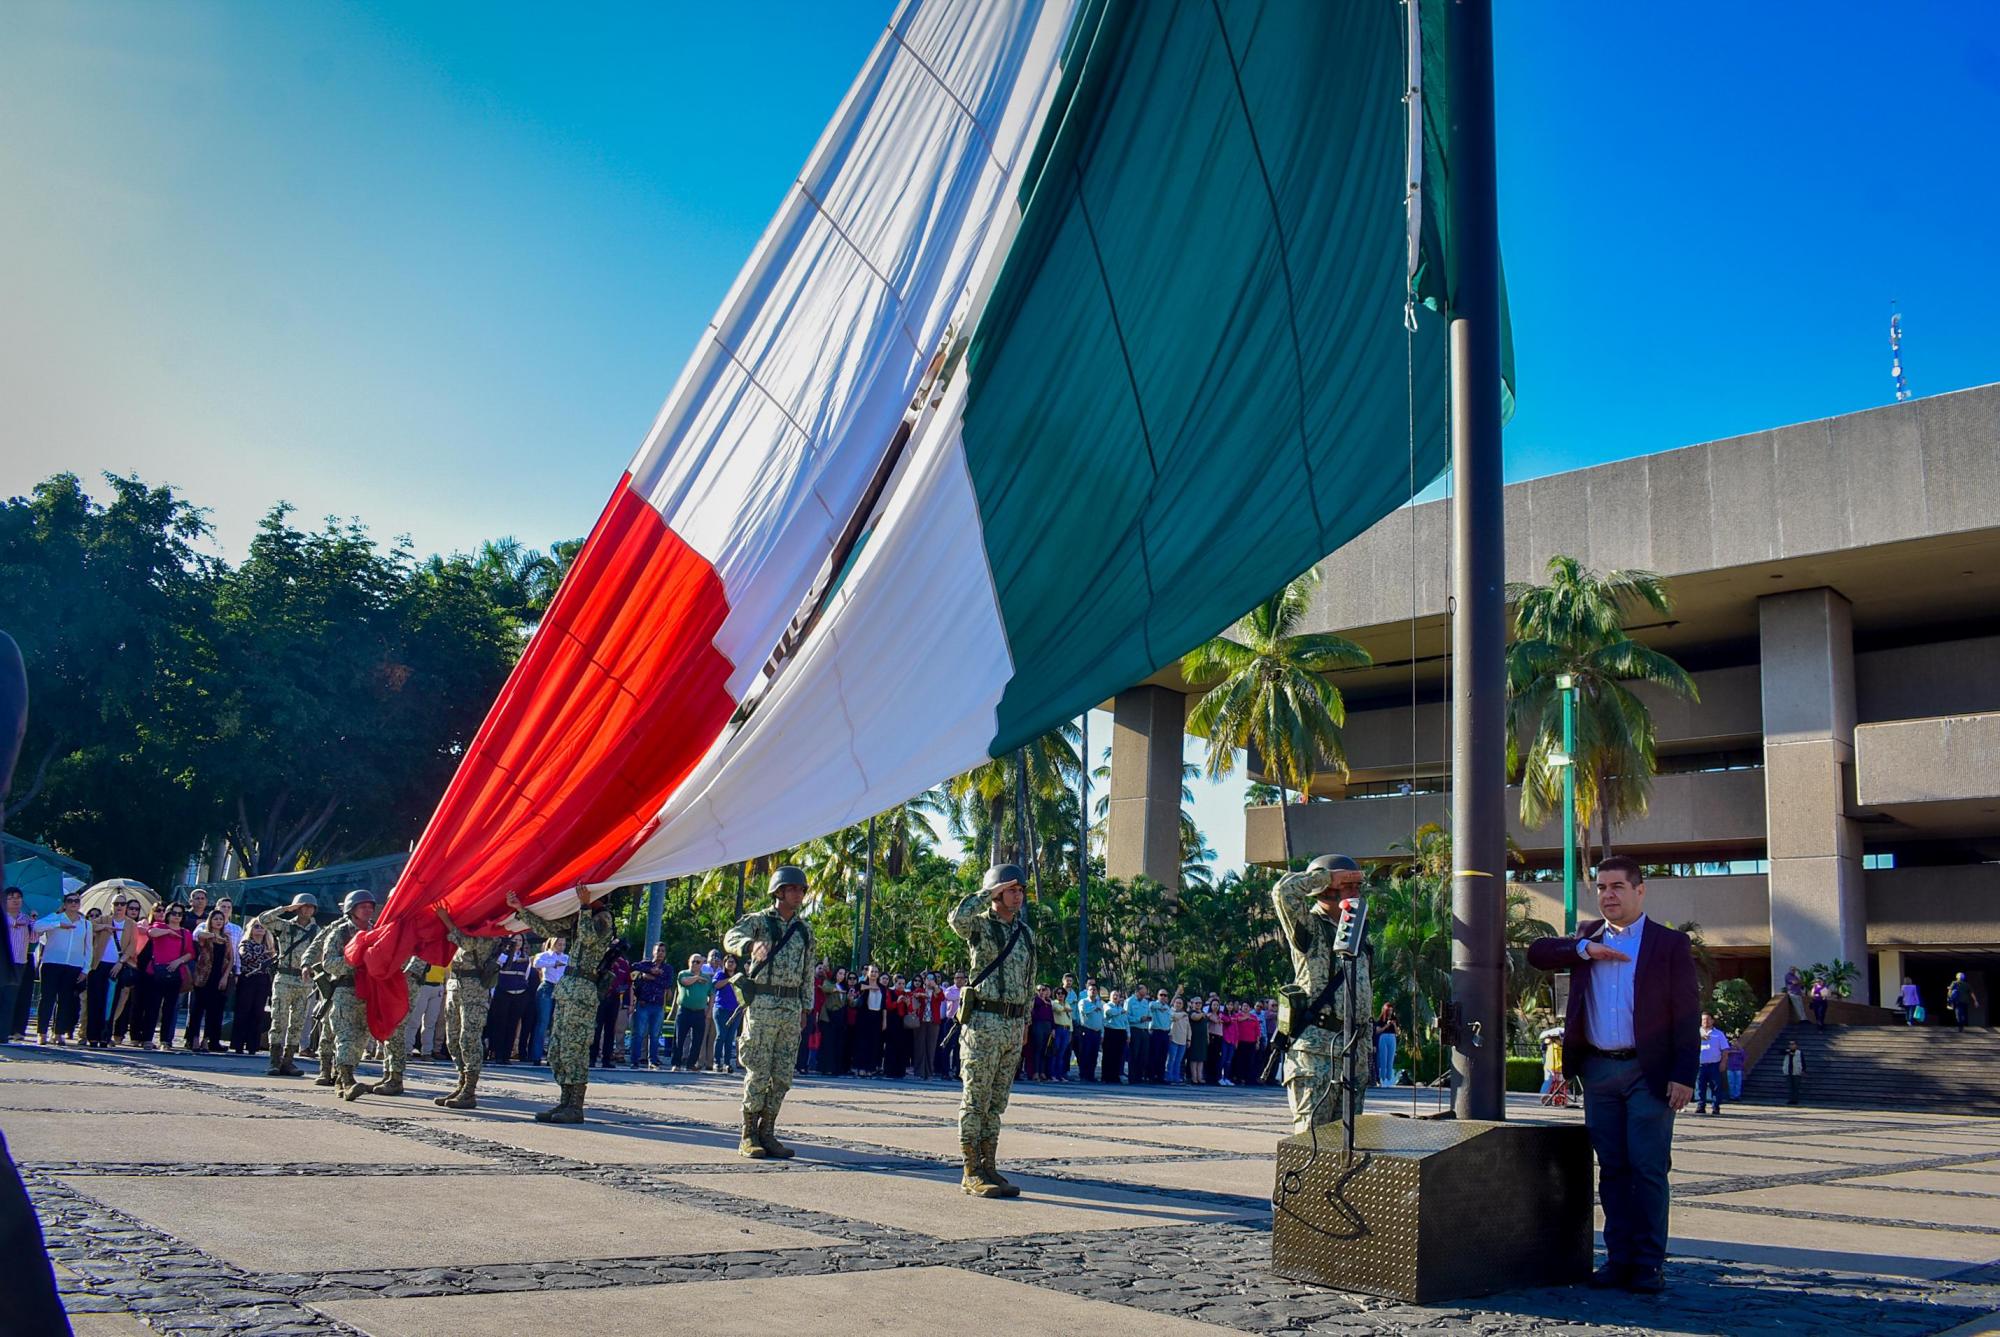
[533,1085,569,1122]
[372,1074,406,1096]
[313,1061,337,1088]
[980,1138,1020,1198]
[341,1067,374,1101]
[277,1047,304,1077]
[739,1112,769,1158]
[961,1141,1004,1197]
[756,1111,795,1159]
[433,1073,465,1107]
[547,1082,586,1124]
[443,1072,480,1109]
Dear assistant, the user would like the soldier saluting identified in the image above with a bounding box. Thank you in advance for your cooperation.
[724,866,815,1159]
[307,889,380,1101]
[950,863,1036,1198]
[255,892,320,1077]
[1271,854,1372,1135]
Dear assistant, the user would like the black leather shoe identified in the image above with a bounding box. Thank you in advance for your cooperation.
[1625,1267,1666,1294]
[1587,1263,1628,1289]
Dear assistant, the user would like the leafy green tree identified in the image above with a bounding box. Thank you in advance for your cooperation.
[1182,569,1370,857]
[0,473,221,887]
[1506,556,1697,867]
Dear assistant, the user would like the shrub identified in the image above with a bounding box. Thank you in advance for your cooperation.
[1708,978,1758,1034]
[1506,1055,1543,1092]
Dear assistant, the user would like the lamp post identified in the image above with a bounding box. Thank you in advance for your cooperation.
[1556,672,1577,934]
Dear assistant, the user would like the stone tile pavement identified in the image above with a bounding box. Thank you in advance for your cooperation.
[9,1044,2000,1335]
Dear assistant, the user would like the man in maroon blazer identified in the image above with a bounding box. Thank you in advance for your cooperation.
[1528,854,1699,1294]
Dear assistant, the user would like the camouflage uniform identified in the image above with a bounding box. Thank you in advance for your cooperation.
[439,920,502,1107]
[1272,870,1371,1135]
[723,904,815,1156]
[950,885,1035,1194]
[256,906,321,1073]
[300,923,339,1084]
[311,913,372,1098]
[516,902,617,1121]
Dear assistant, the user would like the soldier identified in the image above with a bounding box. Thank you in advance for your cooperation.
[301,916,340,1086]
[506,889,618,1123]
[949,863,1036,1198]
[434,905,504,1108]
[255,893,320,1076]
[370,955,431,1096]
[1271,854,1372,1135]
[308,889,380,1100]
[723,866,816,1159]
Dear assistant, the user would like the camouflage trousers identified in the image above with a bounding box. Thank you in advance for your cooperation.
[958,1010,1024,1143]
[445,976,491,1085]
[330,986,370,1069]
[739,1000,802,1116]
[546,974,596,1085]
[268,974,311,1055]
[383,977,421,1081]
[1283,1027,1365,1134]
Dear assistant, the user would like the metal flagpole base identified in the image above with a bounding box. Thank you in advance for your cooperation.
[1272,1115,1593,1303]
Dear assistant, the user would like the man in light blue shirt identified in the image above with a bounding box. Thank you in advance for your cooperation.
[1579,914,1644,1052]
[1102,988,1130,1084]
[1074,981,1105,1082]
[1149,988,1173,1082]
[1127,985,1153,1084]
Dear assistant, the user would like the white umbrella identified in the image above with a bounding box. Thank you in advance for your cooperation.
[79,879,158,919]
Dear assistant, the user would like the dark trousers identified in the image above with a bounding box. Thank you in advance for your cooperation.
[822,1013,847,1075]
[135,975,182,1047]
[1695,1061,1722,1112]
[188,982,227,1049]
[1048,1025,1071,1079]
[84,962,115,1045]
[1786,1073,1803,1104]
[1076,1027,1101,1081]
[1580,1053,1675,1271]
[0,963,25,1040]
[1103,1029,1128,1082]
[591,994,622,1065]
[675,1005,705,1068]
[36,962,83,1039]
[7,965,34,1037]
[488,990,531,1059]
[1028,1021,1052,1078]
[231,973,271,1051]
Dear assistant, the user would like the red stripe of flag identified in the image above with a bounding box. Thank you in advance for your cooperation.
[350,476,736,1037]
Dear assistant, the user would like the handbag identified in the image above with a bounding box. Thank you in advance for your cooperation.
[902,1004,921,1031]
[1912,1005,1927,1022]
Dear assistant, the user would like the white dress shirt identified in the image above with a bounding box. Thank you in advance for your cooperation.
[34,912,92,970]
[1579,914,1646,1051]
[533,950,568,985]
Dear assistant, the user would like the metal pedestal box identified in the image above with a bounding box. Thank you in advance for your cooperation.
[1271,1114,1593,1303]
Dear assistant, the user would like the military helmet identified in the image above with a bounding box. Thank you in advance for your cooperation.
[769,865,808,894]
[982,863,1026,893]
[341,888,377,913]
[288,892,319,909]
[1306,854,1361,875]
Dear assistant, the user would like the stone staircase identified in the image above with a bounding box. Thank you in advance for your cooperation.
[1738,1020,2000,1115]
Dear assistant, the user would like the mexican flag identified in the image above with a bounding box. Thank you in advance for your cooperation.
[352,0,1508,1036]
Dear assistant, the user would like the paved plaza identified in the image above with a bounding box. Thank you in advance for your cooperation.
[10,1048,2000,1335]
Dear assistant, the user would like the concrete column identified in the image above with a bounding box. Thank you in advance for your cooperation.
[1106,686,1185,890]
[1759,588,1870,1001]
[1877,948,1904,1013]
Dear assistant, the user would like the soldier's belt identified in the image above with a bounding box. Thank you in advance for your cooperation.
[274,967,303,977]
[968,997,1027,1020]
[328,980,356,991]
[752,984,805,1003]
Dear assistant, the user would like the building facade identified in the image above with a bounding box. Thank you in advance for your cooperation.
[1104,384,2000,1017]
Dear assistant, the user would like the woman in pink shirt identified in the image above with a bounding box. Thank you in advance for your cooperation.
[136,905,195,1050]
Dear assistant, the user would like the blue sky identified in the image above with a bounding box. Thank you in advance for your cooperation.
[5,2,1997,874]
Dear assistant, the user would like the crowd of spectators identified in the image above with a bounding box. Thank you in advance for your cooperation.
[2,885,1291,1093]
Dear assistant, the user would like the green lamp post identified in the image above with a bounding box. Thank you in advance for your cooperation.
[1555,672,1578,933]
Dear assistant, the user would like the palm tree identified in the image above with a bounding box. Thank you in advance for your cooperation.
[1506,556,1698,869]
[945,723,1081,868]
[1181,826,1217,890]
[1182,569,1371,858]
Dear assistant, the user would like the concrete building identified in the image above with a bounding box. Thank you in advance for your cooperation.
[1102,383,2000,1014]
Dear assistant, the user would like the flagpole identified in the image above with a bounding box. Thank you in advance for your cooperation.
[1446,0,1507,1123]
[1077,712,1090,983]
